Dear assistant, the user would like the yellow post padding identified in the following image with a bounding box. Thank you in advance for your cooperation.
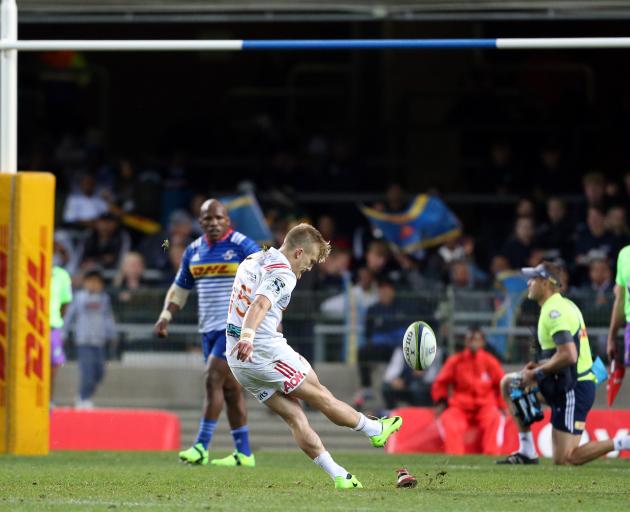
[0,172,55,455]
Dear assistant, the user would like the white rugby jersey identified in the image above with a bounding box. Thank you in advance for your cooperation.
[226,247,297,366]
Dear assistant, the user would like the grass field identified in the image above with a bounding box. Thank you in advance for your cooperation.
[1,451,630,511]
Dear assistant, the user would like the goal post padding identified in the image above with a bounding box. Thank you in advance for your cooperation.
[0,172,55,455]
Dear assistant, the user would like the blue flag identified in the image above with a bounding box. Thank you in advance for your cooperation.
[360,194,461,253]
[221,193,272,244]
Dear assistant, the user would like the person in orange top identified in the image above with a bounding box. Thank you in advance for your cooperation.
[431,325,506,455]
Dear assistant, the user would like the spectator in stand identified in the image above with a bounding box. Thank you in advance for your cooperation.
[320,266,378,319]
[63,268,117,409]
[354,278,409,410]
[140,210,194,273]
[364,240,395,282]
[500,216,535,270]
[164,243,187,283]
[606,205,630,259]
[536,197,574,261]
[582,255,614,297]
[112,251,148,302]
[316,247,352,290]
[79,212,131,271]
[448,260,475,289]
[575,207,616,272]
[515,198,536,220]
[62,173,109,228]
[316,214,350,250]
[384,183,407,213]
[576,172,608,222]
[431,326,506,455]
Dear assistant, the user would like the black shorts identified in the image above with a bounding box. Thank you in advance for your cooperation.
[545,380,595,435]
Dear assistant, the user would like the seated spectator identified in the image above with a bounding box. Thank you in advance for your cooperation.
[354,278,409,410]
[381,345,442,411]
[139,210,194,272]
[536,197,574,261]
[583,255,614,296]
[112,251,148,302]
[79,213,131,271]
[431,326,506,455]
[321,266,378,319]
[606,204,630,259]
[62,173,109,228]
[317,247,352,290]
[575,207,615,272]
[500,216,535,269]
[164,242,187,283]
[317,214,351,250]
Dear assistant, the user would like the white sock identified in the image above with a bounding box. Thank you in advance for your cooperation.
[313,451,348,479]
[353,413,382,437]
[518,431,538,458]
[613,435,630,451]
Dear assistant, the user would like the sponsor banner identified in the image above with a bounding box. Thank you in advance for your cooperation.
[1,173,55,455]
[387,406,630,459]
[0,176,10,453]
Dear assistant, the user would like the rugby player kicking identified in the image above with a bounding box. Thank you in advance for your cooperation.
[227,223,402,488]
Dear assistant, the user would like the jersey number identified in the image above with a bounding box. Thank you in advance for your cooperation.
[229,282,252,318]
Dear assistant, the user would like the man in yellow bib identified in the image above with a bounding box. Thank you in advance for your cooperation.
[497,262,630,464]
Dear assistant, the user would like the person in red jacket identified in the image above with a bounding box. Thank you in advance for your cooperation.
[431,325,506,455]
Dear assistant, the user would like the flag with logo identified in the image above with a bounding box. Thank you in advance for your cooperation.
[359,194,461,253]
[222,193,272,244]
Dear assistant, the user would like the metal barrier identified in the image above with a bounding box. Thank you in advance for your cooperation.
[86,285,614,364]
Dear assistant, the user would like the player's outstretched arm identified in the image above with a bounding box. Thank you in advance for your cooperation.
[231,295,271,362]
[154,283,190,338]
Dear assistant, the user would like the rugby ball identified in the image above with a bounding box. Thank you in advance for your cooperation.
[402,321,437,371]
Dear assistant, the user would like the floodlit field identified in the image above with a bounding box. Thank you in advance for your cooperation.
[1,451,629,511]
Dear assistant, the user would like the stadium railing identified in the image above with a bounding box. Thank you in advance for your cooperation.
[65,285,613,364]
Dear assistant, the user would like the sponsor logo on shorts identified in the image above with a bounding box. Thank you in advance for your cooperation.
[274,360,305,393]
[574,421,585,431]
[258,391,269,401]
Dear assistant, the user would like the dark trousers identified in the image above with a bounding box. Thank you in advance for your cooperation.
[77,346,106,400]
[358,344,395,388]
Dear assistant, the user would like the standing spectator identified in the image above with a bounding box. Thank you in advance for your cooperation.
[431,326,506,455]
[62,173,109,228]
[49,265,73,406]
[353,278,408,409]
[500,216,535,270]
[80,212,131,271]
[63,268,117,408]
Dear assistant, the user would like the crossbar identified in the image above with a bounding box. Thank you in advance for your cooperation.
[2,37,630,51]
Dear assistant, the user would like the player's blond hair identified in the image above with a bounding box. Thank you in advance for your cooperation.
[284,223,331,263]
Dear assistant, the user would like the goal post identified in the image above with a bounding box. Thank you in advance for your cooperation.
[0,172,55,455]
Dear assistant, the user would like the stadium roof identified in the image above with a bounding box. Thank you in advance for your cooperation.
[16,0,630,23]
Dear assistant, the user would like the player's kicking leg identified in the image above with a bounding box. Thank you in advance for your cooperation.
[264,392,363,489]
[291,369,402,449]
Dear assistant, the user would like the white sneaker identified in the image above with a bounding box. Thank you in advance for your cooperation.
[613,435,630,451]
[75,399,94,409]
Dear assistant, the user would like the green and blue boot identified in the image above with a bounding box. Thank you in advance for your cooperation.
[178,443,208,465]
[369,416,403,448]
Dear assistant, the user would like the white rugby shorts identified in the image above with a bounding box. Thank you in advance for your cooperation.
[229,345,311,403]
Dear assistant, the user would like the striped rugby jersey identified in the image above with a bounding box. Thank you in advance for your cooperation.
[175,229,259,333]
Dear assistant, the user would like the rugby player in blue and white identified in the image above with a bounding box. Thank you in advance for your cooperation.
[154,199,259,466]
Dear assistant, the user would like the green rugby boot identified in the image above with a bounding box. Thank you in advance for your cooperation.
[334,473,363,489]
[178,443,208,465]
[369,416,403,448]
[210,451,256,467]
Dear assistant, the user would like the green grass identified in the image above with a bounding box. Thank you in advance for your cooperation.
[1,451,629,511]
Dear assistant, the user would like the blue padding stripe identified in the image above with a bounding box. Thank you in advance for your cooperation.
[242,39,498,50]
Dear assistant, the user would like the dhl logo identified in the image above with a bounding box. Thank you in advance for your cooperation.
[190,262,238,278]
